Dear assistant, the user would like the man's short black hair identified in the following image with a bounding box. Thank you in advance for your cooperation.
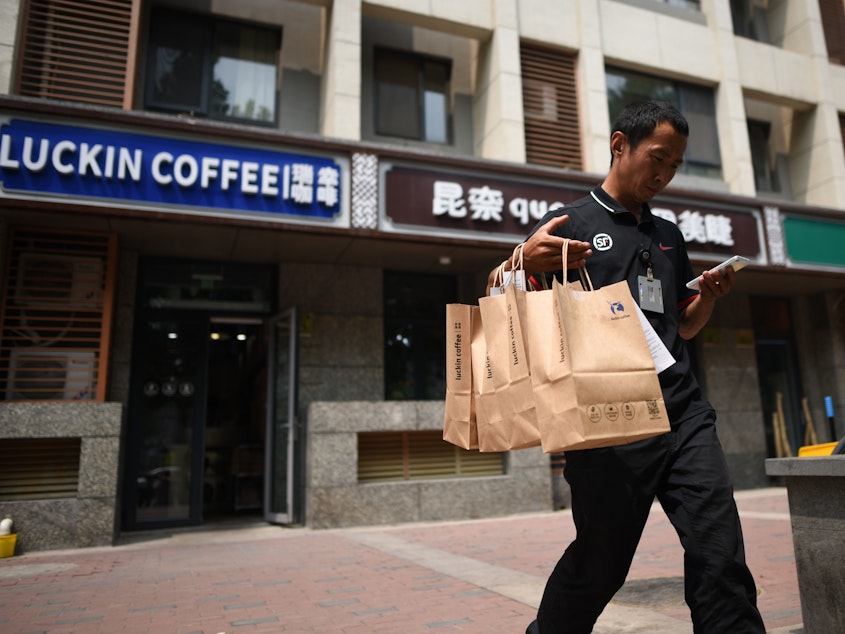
[610,100,689,161]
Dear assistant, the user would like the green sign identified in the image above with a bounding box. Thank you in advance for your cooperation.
[783,216,845,268]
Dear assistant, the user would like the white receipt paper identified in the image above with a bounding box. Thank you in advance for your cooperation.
[633,303,675,374]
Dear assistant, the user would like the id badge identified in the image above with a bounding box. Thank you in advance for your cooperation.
[638,275,664,314]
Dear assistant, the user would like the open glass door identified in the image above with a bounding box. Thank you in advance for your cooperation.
[264,308,298,523]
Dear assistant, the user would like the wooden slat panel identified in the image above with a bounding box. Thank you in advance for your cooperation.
[0,438,81,500]
[358,432,405,481]
[408,432,456,479]
[458,451,504,476]
[358,431,505,482]
[0,227,116,401]
[15,0,134,107]
[521,43,583,170]
[819,0,845,65]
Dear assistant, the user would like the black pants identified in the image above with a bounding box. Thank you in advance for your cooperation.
[528,411,765,634]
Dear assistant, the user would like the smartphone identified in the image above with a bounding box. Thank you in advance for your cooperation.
[686,255,750,291]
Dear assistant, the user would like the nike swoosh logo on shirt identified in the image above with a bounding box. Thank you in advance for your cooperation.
[658,243,674,251]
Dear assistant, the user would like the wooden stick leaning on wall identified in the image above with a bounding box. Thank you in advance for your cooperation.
[802,397,819,446]
[773,412,784,458]
[776,392,793,457]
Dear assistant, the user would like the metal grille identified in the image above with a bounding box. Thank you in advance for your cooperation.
[15,0,138,108]
[521,44,582,170]
[0,227,117,401]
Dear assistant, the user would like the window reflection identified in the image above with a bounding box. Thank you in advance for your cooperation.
[146,8,280,125]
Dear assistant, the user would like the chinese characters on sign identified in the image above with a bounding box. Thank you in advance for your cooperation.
[384,165,763,257]
[652,207,734,246]
[432,180,564,226]
[283,163,340,207]
[0,119,343,222]
[431,179,739,249]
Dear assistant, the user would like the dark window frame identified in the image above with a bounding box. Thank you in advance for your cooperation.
[374,47,453,144]
[144,6,281,127]
[747,119,784,194]
[605,67,722,179]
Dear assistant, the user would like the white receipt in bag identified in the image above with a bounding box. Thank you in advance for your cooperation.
[633,303,676,374]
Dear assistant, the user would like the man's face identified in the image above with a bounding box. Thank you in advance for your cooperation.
[613,121,687,206]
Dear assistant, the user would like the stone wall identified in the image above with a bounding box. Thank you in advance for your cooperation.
[0,402,123,552]
[306,400,552,528]
[697,292,769,489]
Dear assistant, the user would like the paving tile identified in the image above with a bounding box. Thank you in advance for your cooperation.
[0,487,801,633]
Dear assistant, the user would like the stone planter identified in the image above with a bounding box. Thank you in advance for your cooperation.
[765,456,845,634]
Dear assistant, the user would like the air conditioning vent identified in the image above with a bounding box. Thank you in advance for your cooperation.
[6,350,96,401]
[15,254,104,308]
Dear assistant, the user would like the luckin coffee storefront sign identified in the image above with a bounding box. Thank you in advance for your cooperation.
[0,118,346,224]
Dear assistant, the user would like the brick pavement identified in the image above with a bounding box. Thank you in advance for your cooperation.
[0,487,802,634]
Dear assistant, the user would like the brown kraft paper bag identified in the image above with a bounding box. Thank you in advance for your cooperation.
[524,281,580,453]
[478,281,541,450]
[551,262,670,451]
[443,303,478,449]
[470,306,507,452]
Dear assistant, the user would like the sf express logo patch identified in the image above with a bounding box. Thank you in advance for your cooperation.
[593,233,613,251]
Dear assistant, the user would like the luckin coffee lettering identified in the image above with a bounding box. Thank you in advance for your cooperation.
[507,306,518,365]
[454,331,462,380]
[0,120,342,219]
[557,314,566,363]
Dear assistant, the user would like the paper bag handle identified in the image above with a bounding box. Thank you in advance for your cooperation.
[492,261,506,289]
[510,243,525,273]
[561,239,593,291]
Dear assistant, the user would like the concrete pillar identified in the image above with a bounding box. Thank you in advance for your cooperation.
[778,0,845,207]
[575,0,610,174]
[320,0,362,140]
[0,0,22,94]
[473,0,525,161]
[703,0,756,196]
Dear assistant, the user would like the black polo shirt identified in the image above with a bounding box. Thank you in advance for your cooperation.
[528,185,711,424]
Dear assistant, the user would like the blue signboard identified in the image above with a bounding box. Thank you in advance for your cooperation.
[0,119,344,222]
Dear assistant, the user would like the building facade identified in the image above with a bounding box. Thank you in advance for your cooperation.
[0,0,844,551]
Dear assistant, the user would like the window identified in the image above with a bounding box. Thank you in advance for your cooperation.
[357,431,505,482]
[840,114,845,160]
[747,120,782,194]
[145,8,280,124]
[374,48,451,143]
[606,67,722,178]
[730,0,771,43]
[384,272,456,400]
[660,0,700,10]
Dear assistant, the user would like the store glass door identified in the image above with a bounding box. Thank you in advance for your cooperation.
[128,314,207,527]
[264,308,298,524]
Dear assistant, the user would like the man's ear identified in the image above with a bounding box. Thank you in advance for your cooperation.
[610,131,627,158]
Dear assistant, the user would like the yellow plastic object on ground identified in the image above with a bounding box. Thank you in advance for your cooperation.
[0,533,16,558]
[798,442,838,457]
